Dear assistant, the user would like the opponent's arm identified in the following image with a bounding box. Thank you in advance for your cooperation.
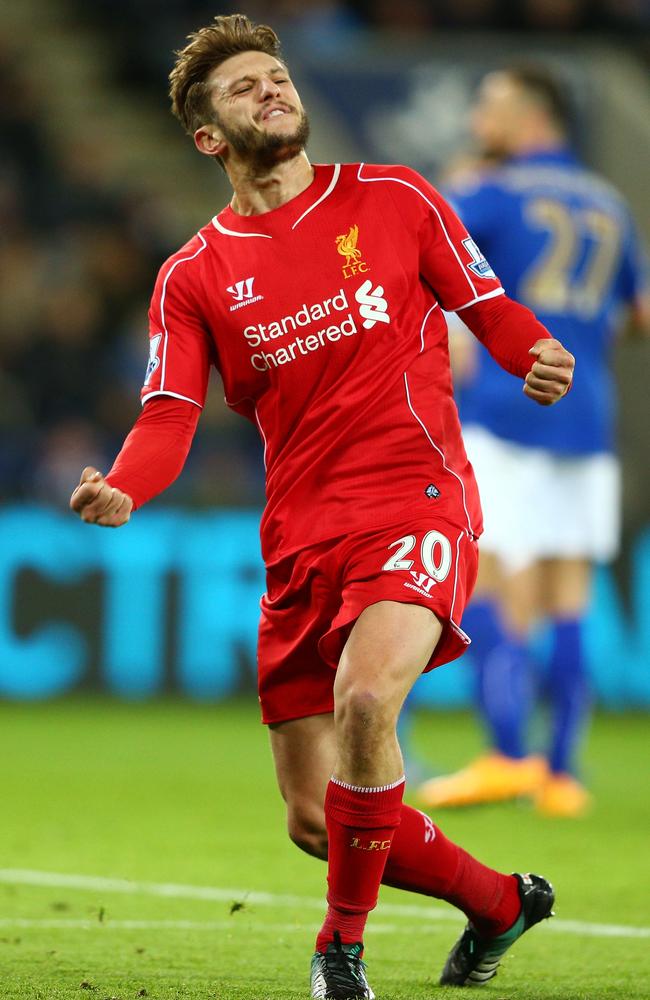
[619,208,650,338]
[70,396,200,527]
[460,293,574,406]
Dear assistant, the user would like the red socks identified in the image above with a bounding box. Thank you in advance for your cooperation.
[384,804,521,937]
[316,793,521,952]
[315,776,405,952]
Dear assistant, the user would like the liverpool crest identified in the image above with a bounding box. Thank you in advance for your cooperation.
[335,225,370,279]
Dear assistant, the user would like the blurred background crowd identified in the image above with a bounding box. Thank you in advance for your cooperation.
[1,0,648,517]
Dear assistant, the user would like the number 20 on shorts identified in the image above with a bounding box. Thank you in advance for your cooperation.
[382,530,452,583]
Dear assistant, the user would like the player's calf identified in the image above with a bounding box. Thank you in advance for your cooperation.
[287,799,328,859]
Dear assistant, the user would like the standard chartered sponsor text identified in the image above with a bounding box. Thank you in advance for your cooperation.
[244,288,361,371]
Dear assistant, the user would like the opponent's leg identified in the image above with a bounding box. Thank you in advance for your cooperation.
[535,558,592,817]
[418,555,544,808]
[492,560,540,757]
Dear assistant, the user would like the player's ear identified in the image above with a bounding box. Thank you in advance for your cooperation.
[194,125,226,158]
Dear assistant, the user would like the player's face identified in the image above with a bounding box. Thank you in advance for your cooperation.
[205,51,309,169]
[470,73,525,158]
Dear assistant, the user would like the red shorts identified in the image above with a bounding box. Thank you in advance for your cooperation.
[257,516,479,725]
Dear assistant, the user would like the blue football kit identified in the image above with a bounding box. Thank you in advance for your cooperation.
[449,147,649,455]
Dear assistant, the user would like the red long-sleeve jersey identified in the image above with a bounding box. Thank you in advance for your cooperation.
[108,163,550,560]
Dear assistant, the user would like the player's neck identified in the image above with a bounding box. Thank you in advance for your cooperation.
[227,152,314,216]
[511,127,566,158]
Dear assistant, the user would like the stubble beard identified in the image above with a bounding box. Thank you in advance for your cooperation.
[217,108,311,174]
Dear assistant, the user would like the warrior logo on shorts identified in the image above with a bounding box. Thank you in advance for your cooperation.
[336,224,370,279]
[425,483,440,499]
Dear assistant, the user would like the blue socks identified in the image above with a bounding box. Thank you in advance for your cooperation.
[464,600,531,760]
[463,603,589,776]
[546,617,589,775]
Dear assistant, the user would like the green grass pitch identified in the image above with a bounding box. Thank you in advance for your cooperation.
[1,699,649,999]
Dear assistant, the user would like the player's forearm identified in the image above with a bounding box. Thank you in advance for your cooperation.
[460,294,551,378]
[105,396,200,510]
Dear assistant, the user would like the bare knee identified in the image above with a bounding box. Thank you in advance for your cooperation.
[337,685,395,739]
[287,800,328,860]
[334,687,399,779]
[339,684,384,720]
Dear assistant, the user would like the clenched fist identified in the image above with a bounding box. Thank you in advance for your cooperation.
[524,338,575,406]
[70,467,133,527]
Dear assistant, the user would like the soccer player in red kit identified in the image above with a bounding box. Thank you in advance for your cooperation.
[70,15,574,997]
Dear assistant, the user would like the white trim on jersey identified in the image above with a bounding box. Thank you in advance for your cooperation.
[291,163,341,230]
[449,531,465,628]
[419,301,439,353]
[356,163,478,300]
[211,217,273,239]
[403,372,474,537]
[455,287,505,311]
[158,234,208,392]
[141,389,203,408]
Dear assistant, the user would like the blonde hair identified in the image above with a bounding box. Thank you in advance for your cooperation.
[169,14,282,135]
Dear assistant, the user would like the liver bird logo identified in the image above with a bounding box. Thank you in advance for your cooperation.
[336,225,363,266]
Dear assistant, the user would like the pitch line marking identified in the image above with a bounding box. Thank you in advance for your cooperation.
[0,918,425,935]
[1,917,649,941]
[0,869,648,941]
